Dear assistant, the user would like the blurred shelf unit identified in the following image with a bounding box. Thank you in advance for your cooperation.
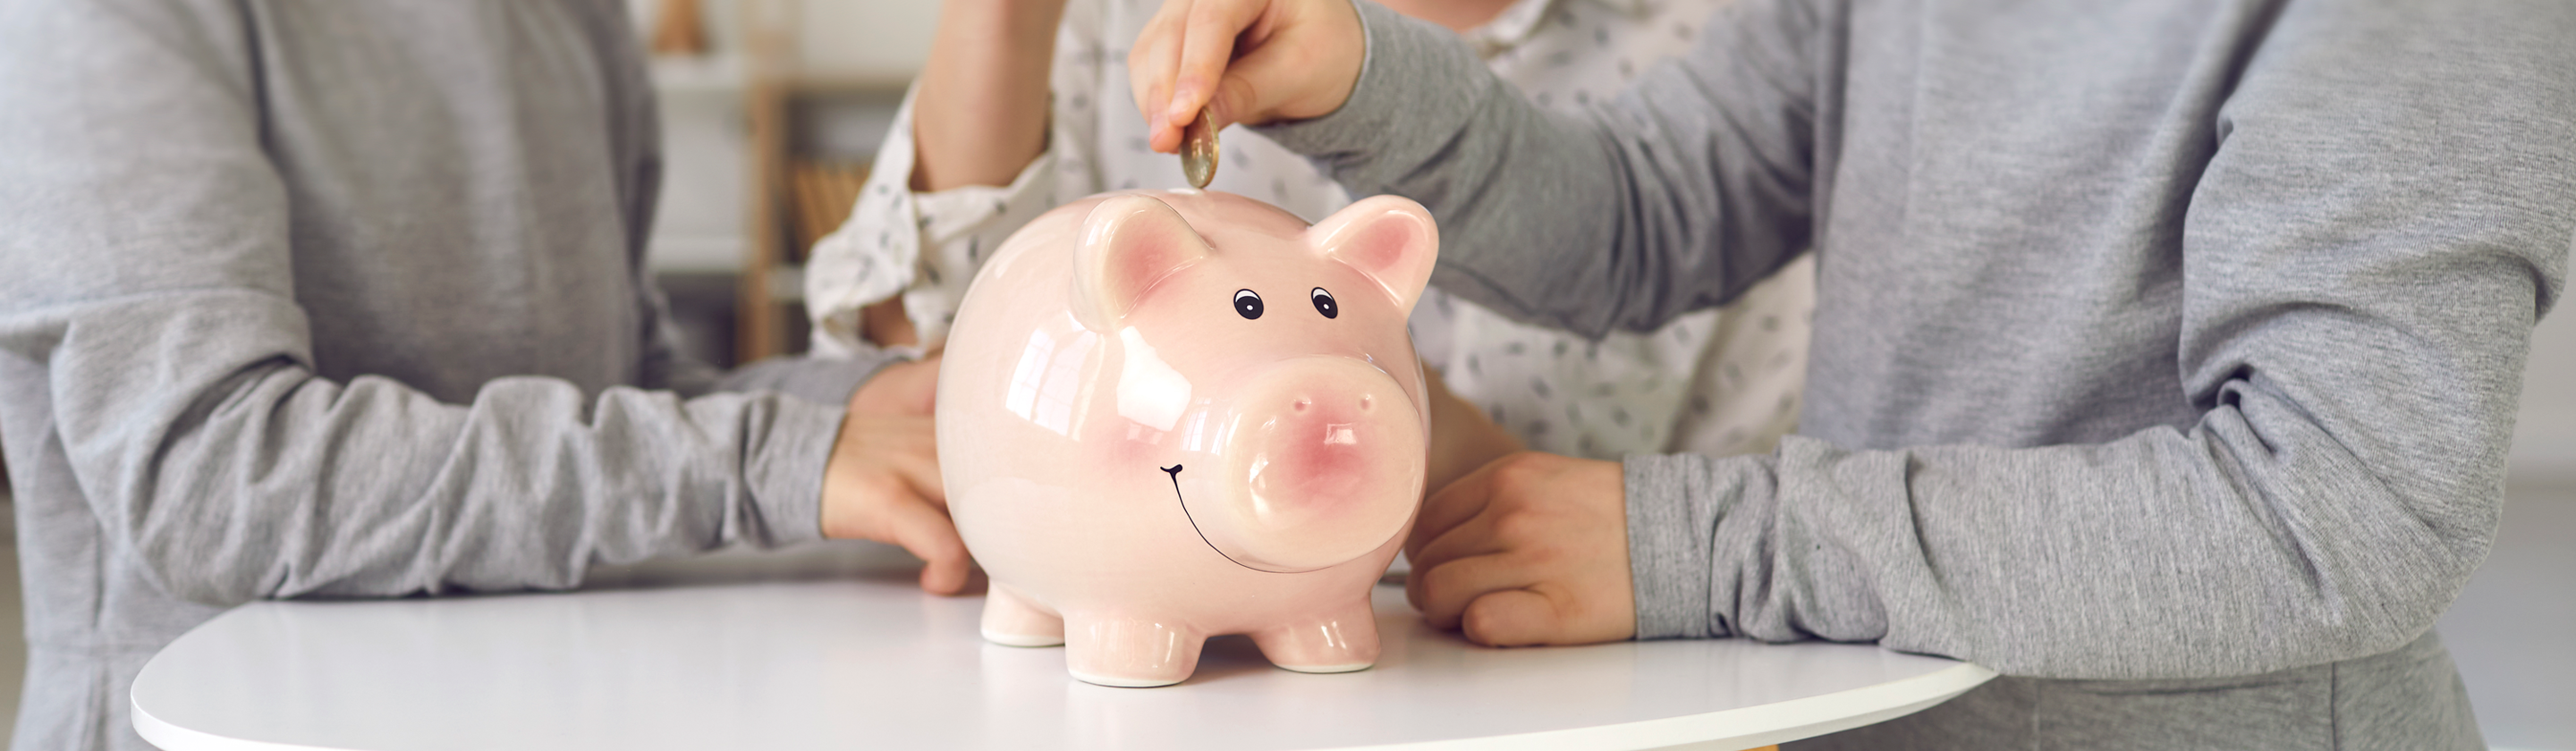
[648,55,915,98]
[648,54,748,97]
[786,160,869,258]
[642,232,745,275]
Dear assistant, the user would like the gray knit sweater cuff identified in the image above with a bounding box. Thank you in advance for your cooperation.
[718,349,907,409]
[1625,453,1733,640]
[742,400,845,545]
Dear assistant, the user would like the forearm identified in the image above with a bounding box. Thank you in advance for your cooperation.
[1259,0,1819,338]
[44,292,838,605]
[1629,414,2505,681]
[911,0,1065,191]
[0,0,845,608]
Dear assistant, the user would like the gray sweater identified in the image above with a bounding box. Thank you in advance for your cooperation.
[1263,0,2573,747]
[0,3,901,748]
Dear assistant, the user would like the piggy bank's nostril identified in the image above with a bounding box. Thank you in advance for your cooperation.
[1360,394,1374,411]
[1292,398,1311,412]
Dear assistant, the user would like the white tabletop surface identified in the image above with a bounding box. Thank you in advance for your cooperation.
[132,543,1994,751]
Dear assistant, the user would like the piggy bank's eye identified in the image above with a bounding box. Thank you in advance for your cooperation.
[1310,287,1338,319]
[1233,289,1264,319]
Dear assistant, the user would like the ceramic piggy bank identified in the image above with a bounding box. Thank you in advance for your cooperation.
[936,190,1437,688]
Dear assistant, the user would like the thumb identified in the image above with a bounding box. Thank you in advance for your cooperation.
[1203,28,1311,129]
[1202,0,1363,129]
[883,496,974,595]
[1206,66,1263,131]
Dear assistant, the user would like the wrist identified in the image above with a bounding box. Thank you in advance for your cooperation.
[751,401,844,545]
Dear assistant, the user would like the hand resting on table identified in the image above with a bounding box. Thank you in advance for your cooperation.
[1407,451,1636,647]
[822,355,975,595]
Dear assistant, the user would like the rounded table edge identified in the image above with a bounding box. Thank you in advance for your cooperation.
[130,588,2003,751]
[133,691,354,751]
[1336,659,1999,751]
[132,609,369,751]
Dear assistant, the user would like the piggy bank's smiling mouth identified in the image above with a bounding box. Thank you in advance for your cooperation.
[1161,464,1292,574]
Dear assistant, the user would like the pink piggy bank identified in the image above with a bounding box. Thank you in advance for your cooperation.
[936,190,1438,688]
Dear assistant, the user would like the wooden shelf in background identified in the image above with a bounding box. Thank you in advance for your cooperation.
[736,0,792,364]
[728,0,917,363]
[788,160,869,261]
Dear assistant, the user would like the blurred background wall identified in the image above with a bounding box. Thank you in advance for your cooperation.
[2512,297,2576,485]
[0,0,2569,746]
[624,0,928,369]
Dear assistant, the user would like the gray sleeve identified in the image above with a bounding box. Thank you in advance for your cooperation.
[0,0,836,606]
[1273,0,2575,680]
[615,85,909,407]
[717,352,908,408]
[1259,0,1822,336]
[631,244,902,408]
[631,277,727,398]
[1640,3,2569,682]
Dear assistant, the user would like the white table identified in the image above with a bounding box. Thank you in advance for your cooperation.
[131,543,1994,751]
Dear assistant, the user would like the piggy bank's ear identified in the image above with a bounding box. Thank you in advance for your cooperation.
[1309,195,1438,314]
[1072,195,1211,328]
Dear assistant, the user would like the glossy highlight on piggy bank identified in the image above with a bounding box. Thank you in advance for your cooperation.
[936,190,1437,688]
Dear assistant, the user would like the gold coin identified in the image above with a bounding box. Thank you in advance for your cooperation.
[1181,108,1219,190]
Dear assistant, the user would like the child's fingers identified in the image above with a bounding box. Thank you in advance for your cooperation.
[1127,2,1188,150]
[1131,0,1359,144]
[1204,23,1292,128]
[1166,0,1267,126]
[884,495,974,595]
[1458,587,1567,646]
[1409,551,1529,630]
[1407,454,1507,559]
[1404,511,1508,610]
[894,434,946,507]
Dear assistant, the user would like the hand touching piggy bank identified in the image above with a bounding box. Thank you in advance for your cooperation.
[936,190,1437,688]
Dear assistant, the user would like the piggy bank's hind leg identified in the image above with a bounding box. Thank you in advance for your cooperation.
[981,583,1066,647]
[1252,597,1380,673]
[1063,614,1206,688]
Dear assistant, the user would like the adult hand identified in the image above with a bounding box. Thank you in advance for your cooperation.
[820,413,968,593]
[1128,0,1365,154]
[1405,451,1636,646]
[847,354,942,417]
[822,356,970,594]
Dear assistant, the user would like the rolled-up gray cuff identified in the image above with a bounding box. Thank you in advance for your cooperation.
[742,400,846,546]
[717,349,907,408]
[1625,453,1731,639]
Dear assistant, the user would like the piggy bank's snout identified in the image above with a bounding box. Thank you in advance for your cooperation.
[1199,359,1426,572]
[1250,391,1386,515]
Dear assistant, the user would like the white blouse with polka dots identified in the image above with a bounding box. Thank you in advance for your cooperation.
[807,0,1814,460]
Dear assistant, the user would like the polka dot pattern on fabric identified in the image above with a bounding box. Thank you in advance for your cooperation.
[806,0,1815,461]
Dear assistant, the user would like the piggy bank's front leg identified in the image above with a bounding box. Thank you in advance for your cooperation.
[1251,596,1380,673]
[980,583,1066,646]
[1063,614,1208,688]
